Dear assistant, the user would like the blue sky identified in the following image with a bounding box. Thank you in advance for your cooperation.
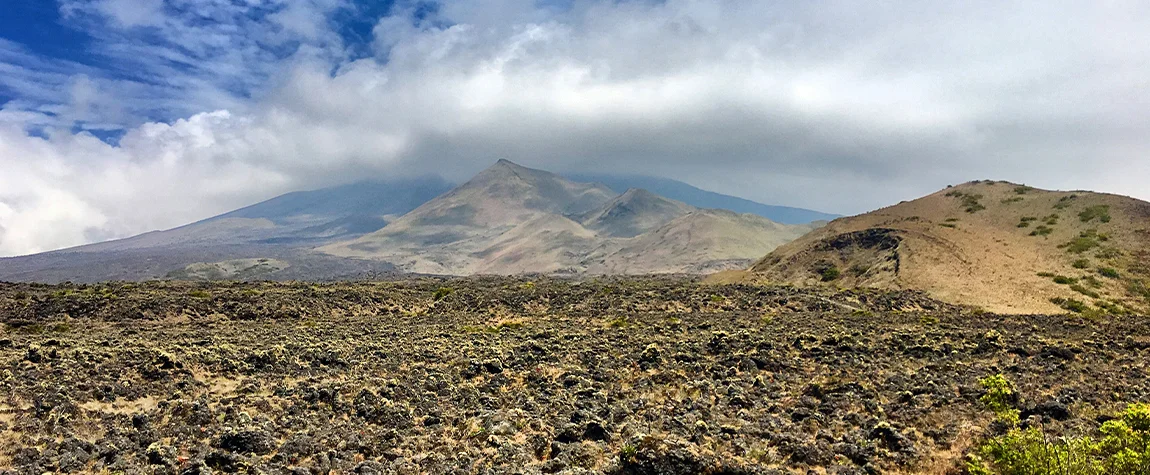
[1,0,1149,256]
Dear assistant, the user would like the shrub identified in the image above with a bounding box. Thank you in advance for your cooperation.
[1029,226,1054,237]
[1044,214,1060,225]
[946,190,987,213]
[1079,205,1112,223]
[820,267,841,282]
[1061,237,1099,254]
[1062,298,1088,313]
[1099,267,1121,279]
[1037,272,1056,278]
[1070,284,1100,299]
[1001,197,1024,204]
[967,399,1150,475]
[1013,186,1033,195]
[1053,195,1078,209]
[433,287,454,301]
[1072,259,1089,269]
[1052,275,1077,285]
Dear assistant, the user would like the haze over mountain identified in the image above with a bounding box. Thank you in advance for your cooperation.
[737,181,1150,314]
[0,161,823,282]
[322,160,820,275]
[567,174,840,224]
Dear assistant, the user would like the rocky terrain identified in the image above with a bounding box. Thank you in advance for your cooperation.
[743,180,1150,315]
[1,278,1148,474]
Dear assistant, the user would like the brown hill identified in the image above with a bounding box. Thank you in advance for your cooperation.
[322,160,819,275]
[743,180,1150,314]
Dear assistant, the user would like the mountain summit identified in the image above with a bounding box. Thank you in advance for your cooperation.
[322,160,819,275]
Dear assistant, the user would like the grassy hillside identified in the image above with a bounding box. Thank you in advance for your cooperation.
[745,180,1150,314]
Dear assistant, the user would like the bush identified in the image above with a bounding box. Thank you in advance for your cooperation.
[967,399,1150,475]
[820,267,841,282]
[1099,267,1121,279]
[433,287,454,301]
[1061,237,1099,254]
[1030,226,1054,237]
[1070,284,1100,299]
[1072,259,1089,269]
[1052,275,1077,285]
[1078,205,1112,223]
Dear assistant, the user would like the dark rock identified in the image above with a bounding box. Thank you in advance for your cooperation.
[216,429,275,455]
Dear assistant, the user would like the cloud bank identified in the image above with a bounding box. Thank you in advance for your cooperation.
[1,0,1149,256]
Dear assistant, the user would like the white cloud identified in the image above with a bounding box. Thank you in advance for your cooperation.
[2,0,1150,256]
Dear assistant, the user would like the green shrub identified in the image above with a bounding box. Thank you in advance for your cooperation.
[1052,275,1077,285]
[946,190,987,213]
[1001,197,1024,204]
[1061,237,1099,254]
[1013,186,1033,195]
[1062,298,1088,313]
[1079,205,1112,223]
[1072,259,1089,269]
[1096,247,1123,260]
[433,287,454,301]
[940,223,958,228]
[1053,195,1078,209]
[1037,272,1056,278]
[820,267,841,282]
[967,401,1150,475]
[1070,284,1100,299]
[188,290,211,299]
[1029,226,1054,237]
[978,374,1020,426]
[1044,214,1060,225]
[1099,267,1120,279]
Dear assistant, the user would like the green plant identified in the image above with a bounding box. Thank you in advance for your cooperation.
[946,190,987,213]
[967,395,1150,475]
[1070,284,1100,299]
[1099,267,1120,279]
[1002,197,1024,204]
[433,287,454,301]
[607,317,630,328]
[1078,205,1112,223]
[1052,275,1077,285]
[1013,186,1033,195]
[1037,272,1056,278]
[1061,237,1099,254]
[1030,225,1054,237]
[188,290,211,299]
[1044,214,1060,225]
[1072,259,1089,269]
[1053,195,1078,209]
[940,223,958,228]
[820,267,841,281]
[978,374,1021,426]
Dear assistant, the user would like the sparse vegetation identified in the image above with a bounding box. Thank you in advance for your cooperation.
[1099,267,1121,279]
[1029,225,1054,237]
[1052,275,1077,285]
[1079,205,1112,223]
[1013,185,1033,195]
[1072,259,1089,269]
[967,373,1150,475]
[946,190,987,213]
[2,279,1149,473]
[1001,197,1023,204]
[1069,283,1100,299]
[1053,194,1078,209]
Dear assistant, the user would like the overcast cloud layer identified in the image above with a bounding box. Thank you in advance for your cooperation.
[1,0,1149,256]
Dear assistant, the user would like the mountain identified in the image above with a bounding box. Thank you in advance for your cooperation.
[0,177,453,282]
[578,188,696,238]
[0,161,823,282]
[741,180,1150,314]
[566,173,838,224]
[321,160,819,275]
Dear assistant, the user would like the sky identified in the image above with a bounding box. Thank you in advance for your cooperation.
[1,0,1148,257]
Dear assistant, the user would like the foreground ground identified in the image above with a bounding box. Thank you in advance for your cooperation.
[0,278,1147,474]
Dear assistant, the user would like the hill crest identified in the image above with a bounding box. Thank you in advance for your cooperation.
[745,180,1150,314]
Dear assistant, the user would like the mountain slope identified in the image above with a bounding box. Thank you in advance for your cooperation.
[587,209,820,274]
[0,177,452,282]
[579,188,696,238]
[745,180,1150,314]
[567,173,839,224]
[323,161,818,275]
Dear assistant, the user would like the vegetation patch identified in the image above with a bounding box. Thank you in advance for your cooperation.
[967,374,1150,475]
[1000,197,1023,204]
[946,190,987,213]
[1029,225,1054,237]
[1099,267,1121,279]
[1072,259,1089,269]
[1069,283,1100,299]
[1050,296,1088,313]
[1017,217,1037,228]
[1079,205,1112,223]
[1013,185,1033,195]
[1053,194,1078,209]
